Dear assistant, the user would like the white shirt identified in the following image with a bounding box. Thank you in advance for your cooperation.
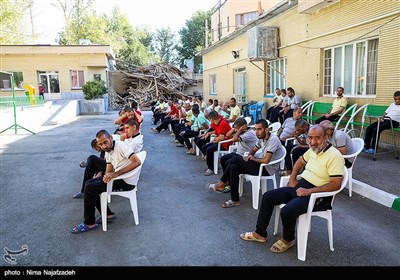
[386,103,400,123]
[124,134,144,154]
[105,141,136,185]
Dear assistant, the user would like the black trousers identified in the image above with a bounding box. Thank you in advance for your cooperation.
[81,155,106,193]
[255,178,332,242]
[220,156,269,202]
[83,176,135,225]
[364,120,399,150]
[315,114,340,124]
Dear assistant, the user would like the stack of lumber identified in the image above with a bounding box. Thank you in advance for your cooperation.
[109,63,198,109]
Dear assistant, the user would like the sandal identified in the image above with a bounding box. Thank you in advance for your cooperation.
[70,223,99,234]
[270,239,294,253]
[206,183,224,193]
[221,199,241,208]
[240,232,267,243]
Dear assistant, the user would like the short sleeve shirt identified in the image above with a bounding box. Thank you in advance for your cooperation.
[301,144,344,187]
[105,141,136,185]
[236,129,258,155]
[331,97,347,115]
[386,103,400,123]
[230,105,241,119]
[280,117,297,140]
[254,133,286,175]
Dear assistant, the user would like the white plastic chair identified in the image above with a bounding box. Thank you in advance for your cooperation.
[213,139,233,174]
[100,151,146,231]
[111,134,121,141]
[238,148,287,209]
[343,138,364,197]
[273,167,348,261]
[342,104,368,138]
[244,116,252,125]
[269,122,281,135]
[333,103,357,131]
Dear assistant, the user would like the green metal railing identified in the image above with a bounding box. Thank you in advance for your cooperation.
[0,95,44,110]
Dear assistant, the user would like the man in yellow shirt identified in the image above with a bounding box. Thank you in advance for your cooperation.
[315,87,347,124]
[239,124,344,253]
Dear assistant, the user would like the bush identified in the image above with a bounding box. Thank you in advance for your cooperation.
[82,80,107,100]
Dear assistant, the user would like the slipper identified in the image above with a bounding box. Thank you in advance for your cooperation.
[95,215,116,225]
[186,151,196,155]
[223,185,231,193]
[70,223,99,234]
[240,232,267,243]
[221,199,241,208]
[206,183,224,193]
[270,239,294,253]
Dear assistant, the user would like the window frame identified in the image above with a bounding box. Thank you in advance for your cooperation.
[209,74,217,96]
[0,71,24,90]
[234,67,247,103]
[323,38,379,97]
[266,58,287,96]
[70,70,85,89]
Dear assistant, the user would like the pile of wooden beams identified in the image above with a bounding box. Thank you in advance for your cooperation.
[109,63,198,109]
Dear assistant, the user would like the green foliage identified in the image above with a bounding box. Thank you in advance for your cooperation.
[0,0,29,44]
[82,80,107,100]
[152,27,179,65]
[178,10,212,72]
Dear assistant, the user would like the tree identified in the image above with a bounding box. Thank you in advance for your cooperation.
[0,0,31,44]
[178,10,212,72]
[152,27,179,65]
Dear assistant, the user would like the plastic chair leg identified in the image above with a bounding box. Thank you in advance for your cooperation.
[327,212,334,251]
[213,151,218,174]
[297,214,309,261]
[250,178,260,210]
[273,206,281,235]
[128,192,139,225]
[348,168,353,197]
[100,192,108,231]
[238,175,244,197]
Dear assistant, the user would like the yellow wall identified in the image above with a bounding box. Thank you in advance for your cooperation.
[211,0,276,43]
[204,0,400,107]
[0,45,112,96]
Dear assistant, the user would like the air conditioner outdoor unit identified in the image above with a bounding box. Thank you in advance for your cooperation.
[247,26,278,61]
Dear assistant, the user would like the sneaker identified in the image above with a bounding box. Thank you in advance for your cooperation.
[362,147,368,153]
[151,128,160,133]
[204,169,214,176]
[172,139,180,143]
[72,192,84,199]
[368,148,375,154]
[176,143,185,147]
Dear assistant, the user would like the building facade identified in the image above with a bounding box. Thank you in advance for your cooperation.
[0,45,115,100]
[203,0,400,108]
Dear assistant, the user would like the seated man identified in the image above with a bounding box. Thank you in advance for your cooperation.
[70,129,142,233]
[201,111,233,176]
[72,118,143,199]
[277,107,303,145]
[320,120,354,168]
[239,124,344,253]
[282,119,310,176]
[206,119,285,208]
[219,117,258,173]
[315,87,347,124]
[363,90,400,154]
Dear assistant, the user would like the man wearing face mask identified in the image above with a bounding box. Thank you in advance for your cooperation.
[240,124,344,254]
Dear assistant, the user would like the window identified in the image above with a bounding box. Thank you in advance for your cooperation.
[266,58,287,95]
[209,74,217,95]
[0,71,24,90]
[234,67,246,103]
[323,38,378,96]
[235,11,258,29]
[94,74,102,81]
[70,70,85,89]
